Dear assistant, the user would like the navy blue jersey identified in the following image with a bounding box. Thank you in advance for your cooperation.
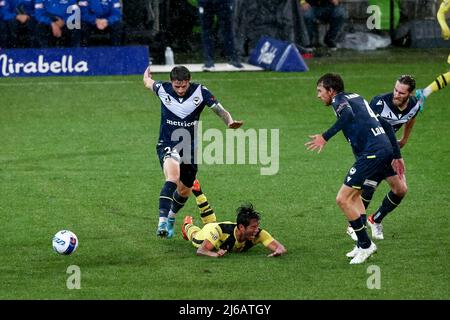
[370,93,420,132]
[152,81,218,159]
[323,92,393,157]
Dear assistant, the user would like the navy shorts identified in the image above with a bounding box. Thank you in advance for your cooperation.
[156,144,197,188]
[344,151,396,190]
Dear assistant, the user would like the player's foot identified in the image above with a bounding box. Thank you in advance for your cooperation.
[368,215,384,240]
[346,225,358,241]
[181,215,193,241]
[346,245,359,258]
[167,217,175,239]
[349,242,377,264]
[156,220,168,238]
[192,179,201,192]
[415,89,426,112]
[202,63,215,72]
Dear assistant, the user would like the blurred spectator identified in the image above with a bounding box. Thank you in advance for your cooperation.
[34,0,81,47]
[78,0,123,46]
[301,0,345,49]
[3,0,38,48]
[0,0,8,48]
[198,0,243,71]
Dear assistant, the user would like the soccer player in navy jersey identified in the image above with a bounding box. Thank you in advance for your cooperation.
[143,65,243,238]
[347,75,418,241]
[305,73,405,264]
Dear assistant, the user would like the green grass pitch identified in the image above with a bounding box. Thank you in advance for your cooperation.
[0,48,449,299]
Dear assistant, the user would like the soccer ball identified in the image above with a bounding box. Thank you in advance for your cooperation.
[52,230,78,255]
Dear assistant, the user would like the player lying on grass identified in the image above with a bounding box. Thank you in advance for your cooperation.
[181,203,286,258]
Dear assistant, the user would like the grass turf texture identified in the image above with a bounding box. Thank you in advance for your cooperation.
[0,48,449,299]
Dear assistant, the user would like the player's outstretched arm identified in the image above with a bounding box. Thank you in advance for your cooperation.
[143,66,155,89]
[267,239,287,257]
[210,103,244,129]
[196,239,227,258]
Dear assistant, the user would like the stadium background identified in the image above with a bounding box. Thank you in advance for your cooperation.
[0,0,449,302]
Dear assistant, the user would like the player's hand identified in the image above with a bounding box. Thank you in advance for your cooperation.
[227,120,244,129]
[392,158,405,179]
[216,249,227,257]
[268,245,286,257]
[51,22,62,38]
[305,134,327,153]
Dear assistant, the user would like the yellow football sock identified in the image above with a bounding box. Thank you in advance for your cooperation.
[425,71,450,94]
[195,194,217,224]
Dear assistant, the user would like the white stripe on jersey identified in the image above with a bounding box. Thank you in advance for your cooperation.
[157,85,204,119]
[380,100,420,126]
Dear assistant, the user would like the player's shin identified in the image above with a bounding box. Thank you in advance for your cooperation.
[193,190,216,224]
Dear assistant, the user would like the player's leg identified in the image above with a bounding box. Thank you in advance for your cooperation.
[347,178,380,241]
[181,215,201,242]
[157,158,180,238]
[368,174,407,239]
[416,71,450,110]
[192,179,217,224]
[167,164,196,238]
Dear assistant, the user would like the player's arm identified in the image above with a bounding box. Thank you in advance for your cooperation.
[437,0,450,39]
[210,103,244,129]
[143,66,155,90]
[266,239,287,257]
[196,239,227,258]
[255,229,287,257]
[398,118,416,148]
[305,103,354,153]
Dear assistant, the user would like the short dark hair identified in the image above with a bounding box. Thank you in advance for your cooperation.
[397,75,416,92]
[236,203,260,227]
[317,73,345,93]
[170,66,191,81]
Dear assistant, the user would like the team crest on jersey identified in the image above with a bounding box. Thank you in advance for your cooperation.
[209,232,218,241]
[164,95,171,104]
[193,97,201,106]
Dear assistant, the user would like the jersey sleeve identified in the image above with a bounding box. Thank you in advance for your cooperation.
[200,85,219,108]
[369,96,383,116]
[152,81,163,95]
[322,95,355,141]
[253,229,275,247]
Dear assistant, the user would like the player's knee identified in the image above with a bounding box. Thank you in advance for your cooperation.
[335,194,347,208]
[394,184,407,197]
[178,185,192,197]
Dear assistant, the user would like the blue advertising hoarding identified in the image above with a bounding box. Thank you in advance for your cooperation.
[0,46,149,78]
[249,36,308,72]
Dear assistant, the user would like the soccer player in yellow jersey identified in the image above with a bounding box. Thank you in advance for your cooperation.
[181,203,286,258]
[415,0,450,109]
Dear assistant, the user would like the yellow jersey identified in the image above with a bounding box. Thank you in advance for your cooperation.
[191,221,275,253]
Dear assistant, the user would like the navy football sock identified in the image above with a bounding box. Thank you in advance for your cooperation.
[159,181,177,218]
[373,191,404,223]
[349,216,371,249]
[171,190,189,214]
